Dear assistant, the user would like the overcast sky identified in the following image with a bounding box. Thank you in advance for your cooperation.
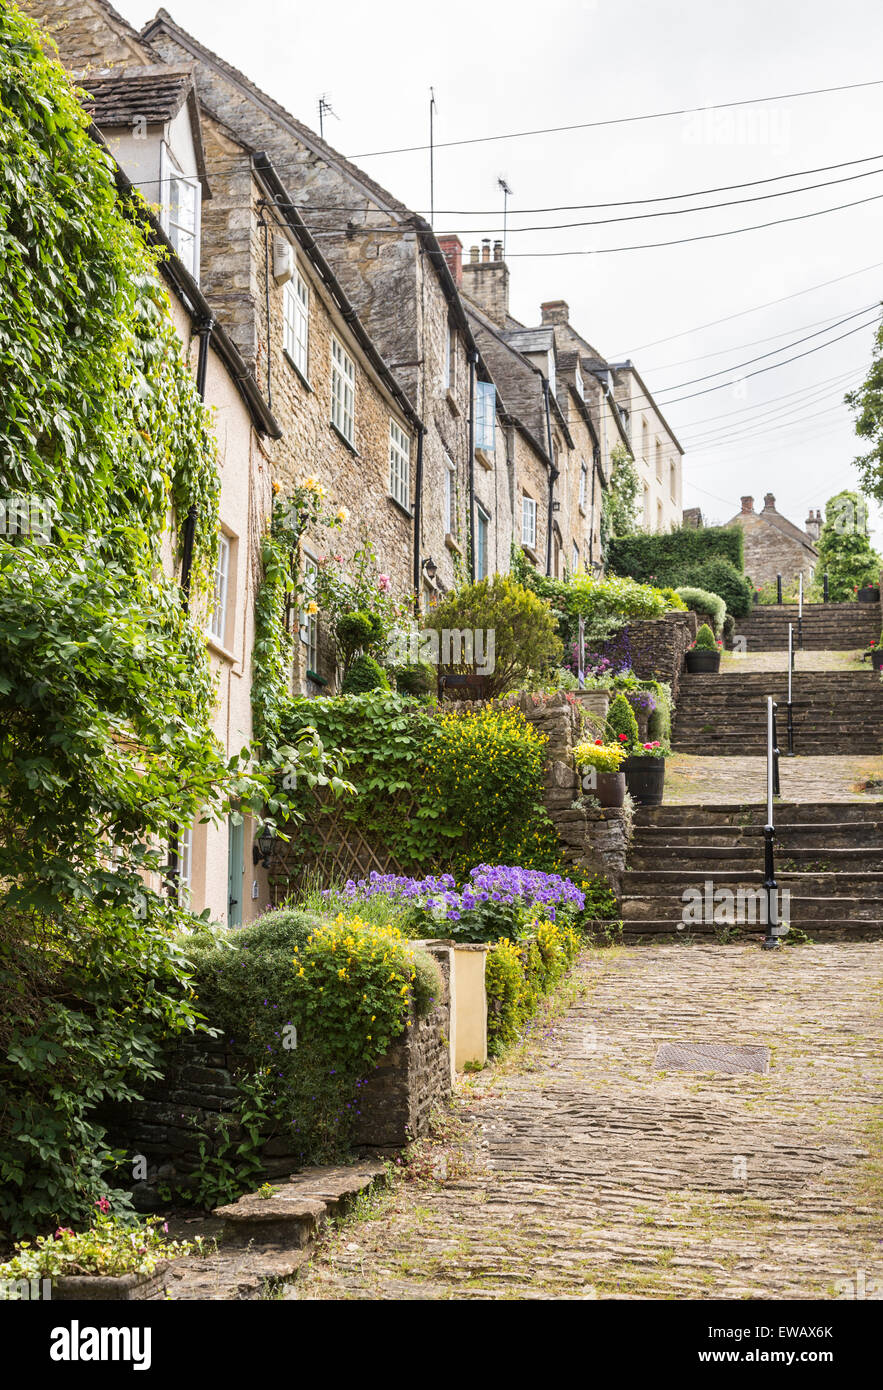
[120,0,883,546]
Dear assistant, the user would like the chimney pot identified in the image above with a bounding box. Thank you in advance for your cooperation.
[481,238,491,263]
[741,495,754,513]
[436,234,463,288]
[493,239,503,261]
[469,244,479,263]
[763,492,776,510]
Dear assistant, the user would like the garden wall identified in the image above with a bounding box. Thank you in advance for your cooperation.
[595,611,697,699]
[103,944,453,1208]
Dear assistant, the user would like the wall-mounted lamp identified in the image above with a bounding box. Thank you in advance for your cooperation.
[421,556,438,581]
[252,826,277,869]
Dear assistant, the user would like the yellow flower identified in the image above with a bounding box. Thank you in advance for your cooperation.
[335,506,349,523]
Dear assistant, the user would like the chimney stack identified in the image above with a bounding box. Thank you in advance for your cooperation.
[540,300,570,326]
[436,234,463,288]
[741,495,754,513]
[763,492,776,511]
[462,240,510,327]
[805,507,822,543]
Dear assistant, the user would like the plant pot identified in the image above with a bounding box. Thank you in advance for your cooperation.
[50,1260,174,1301]
[622,755,665,806]
[857,586,880,603]
[593,770,626,808]
[685,649,721,674]
[872,648,883,672]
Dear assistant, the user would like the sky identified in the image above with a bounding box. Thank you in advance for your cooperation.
[118,0,883,546]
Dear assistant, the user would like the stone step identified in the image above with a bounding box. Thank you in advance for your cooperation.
[632,801,883,825]
[628,851,881,871]
[631,824,881,849]
[621,895,883,922]
[623,869,883,891]
[619,918,881,939]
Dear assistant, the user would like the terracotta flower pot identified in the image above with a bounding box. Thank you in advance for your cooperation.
[685,649,721,674]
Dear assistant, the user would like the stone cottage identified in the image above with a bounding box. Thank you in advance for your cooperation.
[726,494,819,589]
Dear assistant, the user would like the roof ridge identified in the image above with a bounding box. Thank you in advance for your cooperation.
[142,8,414,220]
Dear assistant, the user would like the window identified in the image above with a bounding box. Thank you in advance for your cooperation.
[444,325,456,391]
[572,542,580,574]
[444,456,457,535]
[476,506,489,580]
[210,534,230,644]
[475,380,496,452]
[670,457,677,501]
[579,462,588,509]
[168,173,199,279]
[521,495,537,549]
[178,825,192,905]
[283,267,309,377]
[300,555,319,673]
[389,420,410,509]
[331,337,355,444]
[655,439,663,481]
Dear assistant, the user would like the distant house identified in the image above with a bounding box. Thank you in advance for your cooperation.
[726,494,820,589]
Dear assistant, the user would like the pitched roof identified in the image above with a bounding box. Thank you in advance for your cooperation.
[142,8,413,221]
[728,505,818,555]
[80,62,193,127]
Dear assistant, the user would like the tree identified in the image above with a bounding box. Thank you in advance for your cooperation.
[601,444,641,543]
[846,317,883,502]
[814,490,881,600]
[423,575,563,698]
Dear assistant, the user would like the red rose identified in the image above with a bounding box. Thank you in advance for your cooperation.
[619,733,628,742]
[595,738,603,745]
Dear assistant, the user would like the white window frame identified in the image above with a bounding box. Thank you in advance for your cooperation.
[331,337,356,445]
[210,534,230,644]
[300,555,319,674]
[579,462,588,509]
[475,380,496,452]
[444,456,457,536]
[572,541,580,574]
[178,825,193,904]
[389,420,410,509]
[283,266,309,378]
[161,148,201,281]
[521,495,537,549]
[476,505,490,581]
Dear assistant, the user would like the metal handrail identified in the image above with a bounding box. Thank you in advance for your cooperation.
[785,623,795,756]
[762,694,782,950]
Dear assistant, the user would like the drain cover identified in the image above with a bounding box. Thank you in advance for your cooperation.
[654,1042,770,1075]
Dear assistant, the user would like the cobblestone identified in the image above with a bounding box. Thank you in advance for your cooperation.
[665,753,883,804]
[289,943,883,1300]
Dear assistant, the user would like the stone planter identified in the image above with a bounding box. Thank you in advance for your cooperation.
[594,770,626,808]
[685,649,721,674]
[857,586,880,603]
[622,756,665,806]
[50,1261,174,1301]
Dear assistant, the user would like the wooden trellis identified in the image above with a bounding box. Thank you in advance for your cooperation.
[267,783,421,902]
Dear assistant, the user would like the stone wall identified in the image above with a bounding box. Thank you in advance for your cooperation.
[597,611,697,699]
[104,944,452,1207]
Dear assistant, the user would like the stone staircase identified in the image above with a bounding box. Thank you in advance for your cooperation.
[737,601,879,651]
[671,670,883,755]
[621,802,883,941]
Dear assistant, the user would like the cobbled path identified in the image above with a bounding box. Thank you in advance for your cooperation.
[665,754,883,804]
[291,943,883,1300]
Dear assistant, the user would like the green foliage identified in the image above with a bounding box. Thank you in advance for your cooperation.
[340,652,390,694]
[607,525,744,585]
[646,680,673,742]
[421,704,562,872]
[601,444,641,541]
[0,1210,196,1290]
[486,919,582,1056]
[336,609,384,674]
[694,623,718,650]
[846,319,883,503]
[605,692,640,750]
[391,661,436,698]
[182,910,439,1195]
[814,490,881,600]
[528,571,674,651]
[675,585,726,635]
[314,542,408,678]
[424,575,563,697]
[680,558,753,618]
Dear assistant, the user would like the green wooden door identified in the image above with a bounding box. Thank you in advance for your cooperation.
[227,816,244,927]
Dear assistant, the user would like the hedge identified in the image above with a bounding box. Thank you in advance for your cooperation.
[607,526,744,585]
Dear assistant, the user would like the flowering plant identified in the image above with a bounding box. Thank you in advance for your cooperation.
[0,1205,196,1291]
[628,739,667,759]
[573,739,626,773]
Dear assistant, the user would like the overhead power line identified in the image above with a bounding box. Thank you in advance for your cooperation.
[348,79,883,158]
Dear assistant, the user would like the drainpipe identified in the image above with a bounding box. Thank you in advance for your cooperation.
[412,425,425,612]
[468,352,478,582]
[588,448,598,569]
[179,316,215,609]
[258,207,273,411]
[542,377,558,576]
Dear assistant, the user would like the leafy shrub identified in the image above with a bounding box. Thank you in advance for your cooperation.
[486,919,581,1055]
[340,653,390,694]
[336,609,384,674]
[680,558,753,617]
[658,586,688,611]
[814,490,882,600]
[676,586,726,635]
[607,525,744,584]
[424,575,563,697]
[646,681,673,742]
[392,661,436,697]
[605,692,640,749]
[694,623,718,650]
[423,706,562,871]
